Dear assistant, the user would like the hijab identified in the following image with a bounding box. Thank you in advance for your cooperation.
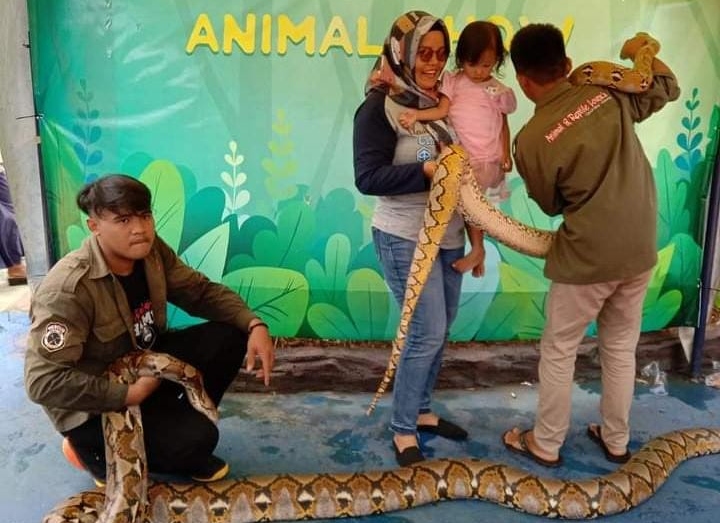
[365,11,455,146]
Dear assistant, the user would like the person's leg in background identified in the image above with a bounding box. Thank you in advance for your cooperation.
[0,165,26,285]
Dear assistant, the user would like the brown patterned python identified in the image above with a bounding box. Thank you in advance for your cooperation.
[366,32,661,415]
[43,33,718,523]
[42,351,720,521]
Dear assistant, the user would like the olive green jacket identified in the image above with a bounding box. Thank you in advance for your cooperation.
[24,235,259,432]
[513,72,680,284]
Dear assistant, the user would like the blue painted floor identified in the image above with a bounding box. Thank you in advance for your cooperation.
[2,309,719,523]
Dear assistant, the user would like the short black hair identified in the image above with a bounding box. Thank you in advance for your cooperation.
[455,21,506,73]
[76,174,151,217]
[510,23,568,85]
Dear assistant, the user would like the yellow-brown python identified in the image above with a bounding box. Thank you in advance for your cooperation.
[43,33,719,523]
[42,351,720,521]
[366,32,662,415]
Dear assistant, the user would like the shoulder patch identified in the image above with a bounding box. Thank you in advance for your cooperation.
[41,322,69,352]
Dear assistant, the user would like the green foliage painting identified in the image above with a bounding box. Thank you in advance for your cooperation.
[29,0,719,342]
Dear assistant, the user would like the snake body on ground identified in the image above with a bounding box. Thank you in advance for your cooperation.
[41,33,720,523]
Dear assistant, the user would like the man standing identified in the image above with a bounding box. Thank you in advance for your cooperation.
[25,174,274,484]
[502,25,680,466]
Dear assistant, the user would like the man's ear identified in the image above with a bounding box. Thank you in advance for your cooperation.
[87,216,99,235]
[564,57,572,75]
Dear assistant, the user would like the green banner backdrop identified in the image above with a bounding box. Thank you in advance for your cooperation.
[27,0,720,341]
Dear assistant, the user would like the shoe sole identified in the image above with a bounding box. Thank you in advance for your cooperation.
[191,462,230,482]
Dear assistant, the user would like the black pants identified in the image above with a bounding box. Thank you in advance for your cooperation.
[63,321,246,478]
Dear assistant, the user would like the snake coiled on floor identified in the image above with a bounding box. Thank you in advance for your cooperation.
[366,32,662,415]
[42,359,720,522]
[42,33,719,523]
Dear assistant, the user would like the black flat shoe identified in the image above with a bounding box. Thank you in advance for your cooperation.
[392,441,425,467]
[417,418,468,440]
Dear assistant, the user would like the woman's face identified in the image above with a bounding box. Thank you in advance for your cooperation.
[413,30,448,91]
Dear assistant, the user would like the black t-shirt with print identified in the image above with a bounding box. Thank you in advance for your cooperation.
[116,262,158,350]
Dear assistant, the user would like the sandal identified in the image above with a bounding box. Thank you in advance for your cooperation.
[587,424,631,464]
[502,427,562,468]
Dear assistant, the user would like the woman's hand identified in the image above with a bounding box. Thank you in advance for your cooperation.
[423,160,438,180]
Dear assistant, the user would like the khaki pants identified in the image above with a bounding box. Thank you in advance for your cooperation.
[533,269,652,456]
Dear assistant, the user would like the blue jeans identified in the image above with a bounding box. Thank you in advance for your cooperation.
[372,228,464,435]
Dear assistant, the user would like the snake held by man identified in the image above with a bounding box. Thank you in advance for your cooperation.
[42,32,719,523]
[41,351,720,522]
[366,32,662,415]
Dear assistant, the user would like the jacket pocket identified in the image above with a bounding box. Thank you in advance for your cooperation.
[92,317,127,342]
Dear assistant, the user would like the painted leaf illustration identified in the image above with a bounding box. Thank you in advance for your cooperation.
[66,223,89,252]
[451,241,501,341]
[140,160,186,251]
[305,233,351,306]
[346,268,394,340]
[40,120,86,256]
[167,223,230,328]
[306,304,361,340]
[480,262,548,340]
[223,267,309,336]
[641,244,682,330]
[252,201,314,270]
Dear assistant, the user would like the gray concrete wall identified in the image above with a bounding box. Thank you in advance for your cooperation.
[0,0,51,284]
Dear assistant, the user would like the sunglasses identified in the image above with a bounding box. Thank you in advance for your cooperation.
[416,46,449,63]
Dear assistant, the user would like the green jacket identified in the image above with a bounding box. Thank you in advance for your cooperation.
[24,235,259,432]
[513,72,680,284]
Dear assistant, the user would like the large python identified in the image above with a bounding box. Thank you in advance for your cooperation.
[43,33,718,523]
[366,32,662,415]
[42,350,720,521]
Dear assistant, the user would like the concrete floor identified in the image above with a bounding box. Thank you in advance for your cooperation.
[2,273,719,522]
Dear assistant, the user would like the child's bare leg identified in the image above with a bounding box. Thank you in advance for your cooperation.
[453,225,485,277]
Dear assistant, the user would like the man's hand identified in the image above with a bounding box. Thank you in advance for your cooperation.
[245,321,275,386]
[125,376,160,406]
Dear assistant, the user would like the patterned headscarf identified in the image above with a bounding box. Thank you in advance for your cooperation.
[365,11,454,145]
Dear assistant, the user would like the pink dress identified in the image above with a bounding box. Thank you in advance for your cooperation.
[441,71,517,202]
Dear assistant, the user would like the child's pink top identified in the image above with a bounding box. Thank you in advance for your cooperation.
[440,71,517,164]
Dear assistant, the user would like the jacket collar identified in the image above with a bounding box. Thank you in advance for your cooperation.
[84,235,114,279]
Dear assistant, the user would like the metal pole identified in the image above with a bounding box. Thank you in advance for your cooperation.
[0,0,52,284]
[690,143,720,377]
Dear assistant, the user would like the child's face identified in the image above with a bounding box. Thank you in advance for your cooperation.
[462,48,497,83]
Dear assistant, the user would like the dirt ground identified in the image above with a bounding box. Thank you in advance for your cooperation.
[232,328,720,393]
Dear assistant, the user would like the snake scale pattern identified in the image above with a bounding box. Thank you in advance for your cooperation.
[42,33,720,523]
[41,356,720,523]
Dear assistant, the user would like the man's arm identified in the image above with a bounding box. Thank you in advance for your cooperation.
[24,286,128,412]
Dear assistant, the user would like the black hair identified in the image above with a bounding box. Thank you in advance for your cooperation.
[455,21,506,73]
[76,174,152,217]
[510,23,568,85]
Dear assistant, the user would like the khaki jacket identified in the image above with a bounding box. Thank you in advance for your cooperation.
[24,235,258,432]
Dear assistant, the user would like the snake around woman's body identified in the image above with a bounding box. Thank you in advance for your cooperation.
[42,33,720,523]
[43,350,720,522]
[365,32,663,415]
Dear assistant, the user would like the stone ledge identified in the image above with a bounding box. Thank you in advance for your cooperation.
[231,329,720,393]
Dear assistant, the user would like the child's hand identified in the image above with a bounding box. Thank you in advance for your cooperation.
[398,110,418,130]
